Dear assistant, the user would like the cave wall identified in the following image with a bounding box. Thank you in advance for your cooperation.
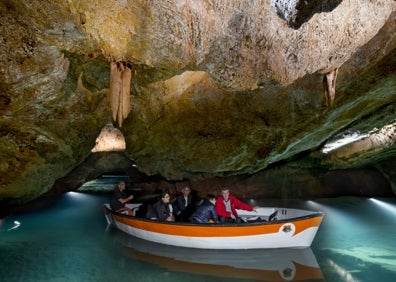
[0,0,395,204]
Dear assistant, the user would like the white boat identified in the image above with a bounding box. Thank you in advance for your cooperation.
[104,203,324,249]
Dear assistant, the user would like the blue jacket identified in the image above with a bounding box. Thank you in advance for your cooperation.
[189,200,218,223]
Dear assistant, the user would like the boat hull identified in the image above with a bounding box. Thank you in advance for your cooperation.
[104,204,323,249]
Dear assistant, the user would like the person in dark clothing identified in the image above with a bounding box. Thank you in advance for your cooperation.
[174,186,195,221]
[145,191,174,221]
[110,181,134,215]
[189,194,218,224]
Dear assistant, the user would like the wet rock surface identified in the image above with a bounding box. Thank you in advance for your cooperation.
[0,1,395,205]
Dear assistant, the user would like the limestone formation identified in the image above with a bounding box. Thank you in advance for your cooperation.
[91,124,126,153]
[271,0,343,29]
[0,0,395,204]
[109,61,132,127]
[323,68,338,107]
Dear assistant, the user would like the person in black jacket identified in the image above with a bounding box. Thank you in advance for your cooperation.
[189,194,218,224]
[110,181,134,215]
[145,191,174,221]
[174,186,196,222]
[174,186,192,213]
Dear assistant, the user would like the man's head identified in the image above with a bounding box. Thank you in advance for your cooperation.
[207,194,216,205]
[117,181,126,191]
[182,186,191,196]
[161,192,171,204]
[221,188,230,201]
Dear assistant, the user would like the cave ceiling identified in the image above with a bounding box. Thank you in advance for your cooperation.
[0,0,395,203]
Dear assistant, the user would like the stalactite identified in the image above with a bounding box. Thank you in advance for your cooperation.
[109,60,131,127]
[121,63,131,121]
[323,68,338,107]
[110,61,121,122]
[76,72,91,99]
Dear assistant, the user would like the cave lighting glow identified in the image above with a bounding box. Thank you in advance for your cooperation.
[369,198,396,214]
[305,200,333,214]
[322,122,395,154]
[322,131,367,153]
[305,200,323,210]
[67,191,82,197]
[7,221,21,231]
[66,191,90,201]
[305,200,358,225]
[328,259,362,282]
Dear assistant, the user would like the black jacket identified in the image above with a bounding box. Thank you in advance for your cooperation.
[174,194,193,215]
[146,200,172,221]
[189,200,218,223]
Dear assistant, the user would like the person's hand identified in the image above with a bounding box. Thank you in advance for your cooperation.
[128,195,134,201]
[230,213,236,219]
[253,207,258,212]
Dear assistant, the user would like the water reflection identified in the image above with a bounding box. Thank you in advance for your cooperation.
[111,230,324,281]
[2,188,395,281]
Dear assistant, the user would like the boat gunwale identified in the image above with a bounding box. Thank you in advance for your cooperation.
[104,204,324,227]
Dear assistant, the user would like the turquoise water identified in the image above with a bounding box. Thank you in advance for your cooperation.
[1,192,395,282]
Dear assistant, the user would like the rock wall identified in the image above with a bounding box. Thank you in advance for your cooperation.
[0,0,395,204]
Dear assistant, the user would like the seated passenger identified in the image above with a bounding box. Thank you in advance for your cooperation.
[110,181,134,215]
[145,191,174,222]
[173,186,196,222]
[215,187,256,223]
[189,194,218,224]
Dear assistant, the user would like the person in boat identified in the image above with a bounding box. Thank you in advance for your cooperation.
[215,188,256,223]
[110,181,134,215]
[173,186,196,221]
[189,194,218,224]
[145,191,175,222]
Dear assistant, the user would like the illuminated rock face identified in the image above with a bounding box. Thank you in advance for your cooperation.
[91,124,126,153]
[0,0,395,203]
[271,0,343,29]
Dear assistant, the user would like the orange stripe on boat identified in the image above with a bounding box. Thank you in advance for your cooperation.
[114,214,323,237]
[293,216,323,236]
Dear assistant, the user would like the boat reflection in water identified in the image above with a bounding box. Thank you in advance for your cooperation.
[113,231,324,281]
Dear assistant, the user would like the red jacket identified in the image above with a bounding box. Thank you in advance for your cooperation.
[215,195,253,218]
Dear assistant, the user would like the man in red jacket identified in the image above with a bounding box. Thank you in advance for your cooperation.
[215,188,256,223]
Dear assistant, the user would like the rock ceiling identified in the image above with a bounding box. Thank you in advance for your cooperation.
[0,0,395,204]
